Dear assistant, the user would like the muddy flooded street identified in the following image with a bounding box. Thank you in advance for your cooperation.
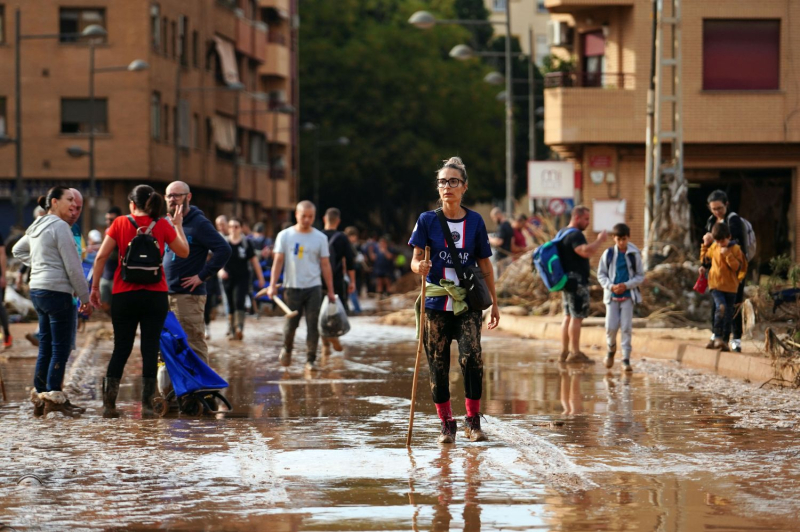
[2,316,800,531]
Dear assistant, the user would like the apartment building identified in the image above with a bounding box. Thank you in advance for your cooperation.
[543,0,800,266]
[0,0,296,232]
[485,0,551,65]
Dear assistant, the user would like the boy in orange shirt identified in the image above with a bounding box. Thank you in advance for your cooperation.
[701,222,747,352]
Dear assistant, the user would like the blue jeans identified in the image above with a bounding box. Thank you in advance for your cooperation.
[349,291,362,314]
[30,289,75,393]
[711,289,737,343]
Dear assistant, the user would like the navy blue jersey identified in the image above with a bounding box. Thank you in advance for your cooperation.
[408,208,492,311]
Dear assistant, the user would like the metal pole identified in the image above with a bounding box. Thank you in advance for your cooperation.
[232,90,240,217]
[312,128,320,209]
[528,25,536,162]
[14,9,23,226]
[643,0,658,269]
[88,42,96,228]
[504,1,514,216]
[173,63,180,180]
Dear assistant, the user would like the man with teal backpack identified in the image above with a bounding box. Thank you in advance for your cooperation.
[534,205,607,363]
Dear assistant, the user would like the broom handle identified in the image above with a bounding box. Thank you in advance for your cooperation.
[406,246,430,447]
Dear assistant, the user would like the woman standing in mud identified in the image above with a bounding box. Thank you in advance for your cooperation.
[408,157,500,444]
[700,190,748,353]
[220,217,265,340]
[90,185,189,418]
[12,187,92,417]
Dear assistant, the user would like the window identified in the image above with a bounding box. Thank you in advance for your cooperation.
[151,92,161,140]
[171,20,177,59]
[59,8,106,43]
[205,117,212,151]
[161,17,168,55]
[703,19,780,91]
[537,0,547,13]
[250,133,267,165]
[492,0,506,12]
[0,97,7,138]
[178,15,188,66]
[0,6,5,44]
[150,4,160,51]
[192,113,200,149]
[61,98,107,134]
[192,31,199,68]
[163,103,169,142]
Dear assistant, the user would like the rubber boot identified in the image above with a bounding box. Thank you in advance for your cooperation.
[227,314,236,339]
[141,377,157,417]
[102,377,121,419]
[30,389,44,418]
[235,311,246,340]
[41,391,78,418]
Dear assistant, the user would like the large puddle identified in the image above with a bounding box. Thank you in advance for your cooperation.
[1,316,799,531]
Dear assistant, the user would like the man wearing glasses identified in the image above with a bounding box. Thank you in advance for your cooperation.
[163,181,232,365]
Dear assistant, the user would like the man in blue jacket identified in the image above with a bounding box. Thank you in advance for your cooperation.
[163,181,231,364]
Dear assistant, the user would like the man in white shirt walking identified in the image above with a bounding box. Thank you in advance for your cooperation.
[267,201,336,371]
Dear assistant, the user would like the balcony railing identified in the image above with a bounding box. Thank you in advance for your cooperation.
[544,72,633,89]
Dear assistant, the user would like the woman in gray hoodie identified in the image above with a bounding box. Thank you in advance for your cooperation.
[13,186,91,417]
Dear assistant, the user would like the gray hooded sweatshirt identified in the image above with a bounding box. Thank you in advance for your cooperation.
[12,214,90,303]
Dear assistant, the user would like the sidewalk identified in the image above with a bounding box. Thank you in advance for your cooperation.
[496,313,787,385]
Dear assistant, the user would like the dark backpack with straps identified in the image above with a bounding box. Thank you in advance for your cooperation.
[604,246,638,277]
[121,216,163,284]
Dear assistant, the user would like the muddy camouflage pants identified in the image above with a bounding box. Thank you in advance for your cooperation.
[423,308,484,404]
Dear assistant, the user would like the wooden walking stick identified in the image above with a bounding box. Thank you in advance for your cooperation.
[406,246,430,447]
[0,368,6,402]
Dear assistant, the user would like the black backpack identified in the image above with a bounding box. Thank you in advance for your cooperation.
[121,216,163,284]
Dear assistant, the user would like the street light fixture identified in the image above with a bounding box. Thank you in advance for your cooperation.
[483,71,505,85]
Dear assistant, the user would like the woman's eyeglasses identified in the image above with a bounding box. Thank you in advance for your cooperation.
[436,178,465,189]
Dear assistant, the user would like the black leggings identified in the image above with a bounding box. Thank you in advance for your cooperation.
[223,276,249,313]
[106,290,169,380]
[0,287,9,337]
[424,308,484,404]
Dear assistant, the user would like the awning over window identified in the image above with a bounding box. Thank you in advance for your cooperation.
[213,35,241,86]
[212,114,236,152]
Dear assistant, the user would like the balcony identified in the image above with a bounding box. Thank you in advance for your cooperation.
[213,1,237,41]
[544,73,639,145]
[259,42,290,78]
[259,0,290,12]
[544,0,634,14]
[236,16,268,63]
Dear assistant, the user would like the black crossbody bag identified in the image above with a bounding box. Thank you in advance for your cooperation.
[434,208,494,311]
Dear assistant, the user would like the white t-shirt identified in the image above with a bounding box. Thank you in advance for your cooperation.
[274,226,330,289]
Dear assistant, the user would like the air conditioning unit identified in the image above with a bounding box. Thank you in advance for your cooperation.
[547,20,573,47]
[268,90,287,108]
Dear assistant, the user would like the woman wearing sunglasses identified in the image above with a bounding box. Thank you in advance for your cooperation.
[408,157,500,445]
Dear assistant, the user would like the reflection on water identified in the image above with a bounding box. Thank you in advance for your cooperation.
[1,316,799,531]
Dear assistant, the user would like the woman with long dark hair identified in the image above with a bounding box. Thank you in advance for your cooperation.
[13,186,91,417]
[409,157,500,444]
[90,185,189,417]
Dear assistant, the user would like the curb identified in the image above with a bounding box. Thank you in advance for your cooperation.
[496,313,785,385]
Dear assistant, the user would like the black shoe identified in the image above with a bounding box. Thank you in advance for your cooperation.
[464,414,488,442]
[438,419,457,444]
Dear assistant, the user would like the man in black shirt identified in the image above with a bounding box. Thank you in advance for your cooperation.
[321,208,355,355]
[557,205,607,364]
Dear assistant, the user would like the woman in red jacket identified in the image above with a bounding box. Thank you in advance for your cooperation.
[91,185,189,418]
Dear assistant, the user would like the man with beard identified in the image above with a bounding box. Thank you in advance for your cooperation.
[163,181,231,364]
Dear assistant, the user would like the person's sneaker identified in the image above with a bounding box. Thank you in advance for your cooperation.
[566,351,595,364]
[558,350,569,363]
[622,359,633,372]
[204,325,211,340]
[713,338,730,352]
[279,348,292,367]
[730,339,742,353]
[605,352,615,369]
[329,337,343,352]
[438,419,457,444]
[25,332,39,347]
[464,415,488,442]
[705,340,716,349]
[3,334,12,348]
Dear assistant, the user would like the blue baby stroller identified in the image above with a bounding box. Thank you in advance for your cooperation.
[152,312,232,417]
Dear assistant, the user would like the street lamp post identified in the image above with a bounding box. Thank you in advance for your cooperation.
[303,123,349,212]
[65,24,147,228]
[410,8,516,215]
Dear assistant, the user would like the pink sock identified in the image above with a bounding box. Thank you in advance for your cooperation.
[435,401,453,422]
[465,398,480,418]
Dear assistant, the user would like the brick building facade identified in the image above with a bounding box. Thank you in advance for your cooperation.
[543,0,800,269]
[0,0,296,233]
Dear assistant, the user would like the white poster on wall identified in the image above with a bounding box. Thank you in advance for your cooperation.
[593,199,626,232]
[528,161,575,199]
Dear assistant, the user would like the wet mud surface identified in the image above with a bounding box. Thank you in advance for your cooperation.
[1,317,800,531]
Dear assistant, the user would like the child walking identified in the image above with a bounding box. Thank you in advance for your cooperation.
[597,224,644,371]
[701,222,747,352]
